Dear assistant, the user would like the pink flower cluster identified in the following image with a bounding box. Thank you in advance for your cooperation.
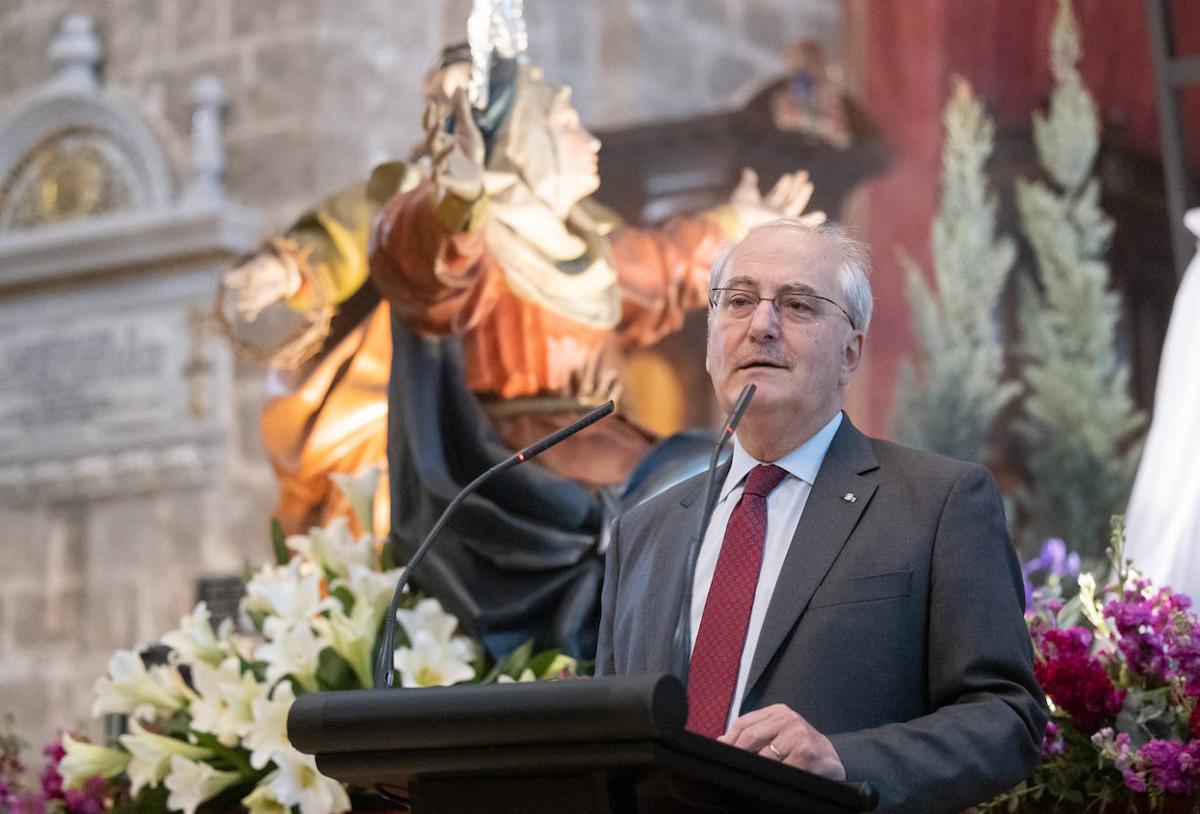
[1096,729,1200,796]
[1017,537,1200,807]
[0,734,110,814]
[1104,584,1200,694]
[1032,625,1126,733]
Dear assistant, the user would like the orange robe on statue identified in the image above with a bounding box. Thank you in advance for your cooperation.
[369,179,729,488]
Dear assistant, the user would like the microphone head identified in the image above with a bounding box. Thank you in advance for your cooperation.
[517,400,615,462]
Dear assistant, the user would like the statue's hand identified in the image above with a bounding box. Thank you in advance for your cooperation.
[223,251,303,321]
[728,168,825,232]
[425,87,486,203]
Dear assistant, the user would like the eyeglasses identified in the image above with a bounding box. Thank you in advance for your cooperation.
[709,287,856,330]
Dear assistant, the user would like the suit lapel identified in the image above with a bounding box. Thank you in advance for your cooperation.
[646,459,734,674]
[742,418,879,699]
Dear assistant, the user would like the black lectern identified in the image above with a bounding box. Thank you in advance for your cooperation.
[288,673,877,813]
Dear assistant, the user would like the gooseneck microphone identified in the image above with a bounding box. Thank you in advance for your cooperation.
[373,400,615,689]
[671,383,756,683]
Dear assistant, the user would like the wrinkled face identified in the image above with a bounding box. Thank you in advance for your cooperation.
[705,224,862,428]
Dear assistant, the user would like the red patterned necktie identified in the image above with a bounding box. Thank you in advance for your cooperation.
[686,463,790,738]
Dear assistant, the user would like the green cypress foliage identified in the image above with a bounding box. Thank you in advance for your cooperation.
[894,76,1019,463]
[1014,0,1145,560]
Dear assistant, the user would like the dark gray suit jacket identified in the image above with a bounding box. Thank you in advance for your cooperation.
[596,415,1047,813]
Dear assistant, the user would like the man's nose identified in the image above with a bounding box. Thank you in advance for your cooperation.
[747,297,781,339]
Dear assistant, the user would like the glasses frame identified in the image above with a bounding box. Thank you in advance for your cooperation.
[708,287,857,330]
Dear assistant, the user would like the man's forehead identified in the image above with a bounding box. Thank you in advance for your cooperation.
[723,228,839,285]
[722,273,818,294]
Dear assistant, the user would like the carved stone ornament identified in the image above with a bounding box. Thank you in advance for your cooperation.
[0,128,137,229]
[0,13,262,501]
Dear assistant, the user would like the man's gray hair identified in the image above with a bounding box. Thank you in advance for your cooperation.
[708,218,874,334]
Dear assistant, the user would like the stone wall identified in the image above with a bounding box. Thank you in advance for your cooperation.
[0,0,843,755]
[0,0,842,225]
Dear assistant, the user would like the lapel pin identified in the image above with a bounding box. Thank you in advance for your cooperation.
[842,492,857,503]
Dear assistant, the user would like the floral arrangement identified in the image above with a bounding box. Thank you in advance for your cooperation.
[1,718,129,814]
[988,522,1200,811]
[48,469,577,814]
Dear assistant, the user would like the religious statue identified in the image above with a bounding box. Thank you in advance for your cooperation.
[218,45,473,537]
[220,2,821,659]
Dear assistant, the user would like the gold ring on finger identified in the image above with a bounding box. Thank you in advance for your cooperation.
[768,743,785,761]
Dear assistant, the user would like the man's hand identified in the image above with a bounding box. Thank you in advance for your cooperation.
[423,87,486,203]
[728,168,826,232]
[223,251,303,321]
[719,704,846,781]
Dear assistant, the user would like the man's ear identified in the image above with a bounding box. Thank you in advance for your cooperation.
[840,330,864,384]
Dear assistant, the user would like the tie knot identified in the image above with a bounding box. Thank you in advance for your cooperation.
[744,464,788,498]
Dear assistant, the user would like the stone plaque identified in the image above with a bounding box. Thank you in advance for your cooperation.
[0,317,176,447]
[0,283,228,498]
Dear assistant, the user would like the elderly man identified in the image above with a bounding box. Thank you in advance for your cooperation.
[596,219,1046,813]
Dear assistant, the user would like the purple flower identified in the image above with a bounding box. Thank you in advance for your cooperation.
[1122,768,1148,793]
[1103,586,1200,691]
[1022,539,1082,606]
[61,776,107,814]
[38,760,62,800]
[1041,721,1065,757]
[40,740,64,763]
[1139,739,1200,796]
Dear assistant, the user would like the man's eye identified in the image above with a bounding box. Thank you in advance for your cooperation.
[783,296,817,314]
[727,294,755,309]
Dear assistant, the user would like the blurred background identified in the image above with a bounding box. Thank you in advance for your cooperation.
[0,0,1196,757]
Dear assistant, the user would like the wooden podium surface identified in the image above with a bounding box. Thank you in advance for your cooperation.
[289,673,878,813]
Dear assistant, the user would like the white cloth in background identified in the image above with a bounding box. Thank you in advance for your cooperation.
[1125,208,1200,599]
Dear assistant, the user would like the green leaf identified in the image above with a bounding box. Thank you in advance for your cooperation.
[380,539,397,572]
[270,519,290,565]
[123,783,169,813]
[481,639,535,683]
[527,649,561,678]
[188,731,254,776]
[1055,592,1084,628]
[316,647,355,691]
[330,585,356,613]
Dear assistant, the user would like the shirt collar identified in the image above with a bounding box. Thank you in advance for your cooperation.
[721,411,844,501]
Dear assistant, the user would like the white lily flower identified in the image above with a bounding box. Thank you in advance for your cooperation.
[287,517,374,579]
[256,618,328,692]
[244,680,297,771]
[226,631,261,663]
[188,657,266,747]
[393,629,478,688]
[269,748,351,814]
[243,559,333,625]
[396,597,461,644]
[329,466,381,536]
[91,649,190,719]
[59,733,131,789]
[119,718,214,796]
[312,601,376,689]
[161,602,231,667]
[330,564,403,625]
[497,668,537,684]
[163,755,241,814]
[242,775,291,814]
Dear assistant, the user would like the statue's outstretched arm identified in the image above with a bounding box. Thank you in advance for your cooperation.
[611,167,825,349]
